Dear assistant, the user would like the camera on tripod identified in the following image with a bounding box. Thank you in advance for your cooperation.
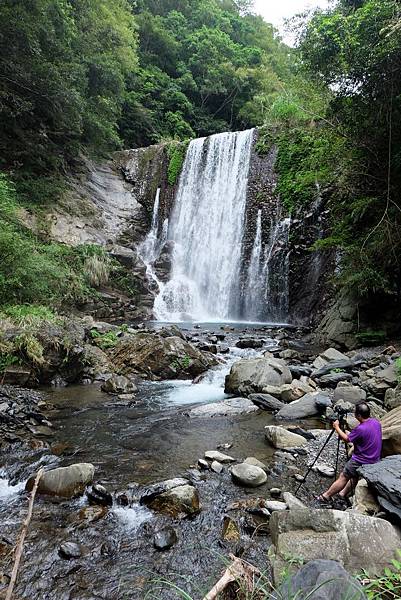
[327,405,349,426]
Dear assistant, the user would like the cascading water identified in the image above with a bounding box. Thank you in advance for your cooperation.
[154,129,255,321]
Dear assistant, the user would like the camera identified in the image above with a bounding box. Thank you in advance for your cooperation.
[327,405,349,424]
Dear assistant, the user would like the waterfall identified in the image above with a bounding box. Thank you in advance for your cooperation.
[139,188,161,267]
[154,129,254,321]
[244,209,264,319]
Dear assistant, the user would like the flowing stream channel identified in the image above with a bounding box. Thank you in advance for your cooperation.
[0,324,292,600]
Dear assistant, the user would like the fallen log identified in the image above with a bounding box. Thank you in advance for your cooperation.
[203,554,261,600]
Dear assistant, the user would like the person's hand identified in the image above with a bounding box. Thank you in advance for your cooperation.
[332,419,340,430]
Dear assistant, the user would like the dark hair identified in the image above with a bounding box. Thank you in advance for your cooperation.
[355,402,370,419]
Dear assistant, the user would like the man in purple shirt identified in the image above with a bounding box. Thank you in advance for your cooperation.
[317,402,382,506]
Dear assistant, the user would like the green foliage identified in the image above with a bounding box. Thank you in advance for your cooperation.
[355,330,387,346]
[0,305,57,326]
[167,141,189,185]
[90,329,119,350]
[358,550,401,599]
[396,358,401,380]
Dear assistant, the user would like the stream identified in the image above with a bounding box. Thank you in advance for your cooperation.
[0,323,310,600]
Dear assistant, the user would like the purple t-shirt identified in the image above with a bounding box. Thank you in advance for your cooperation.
[348,418,382,464]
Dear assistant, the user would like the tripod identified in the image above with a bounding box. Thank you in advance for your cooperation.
[295,418,348,496]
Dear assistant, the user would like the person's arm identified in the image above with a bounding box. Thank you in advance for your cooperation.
[332,420,350,443]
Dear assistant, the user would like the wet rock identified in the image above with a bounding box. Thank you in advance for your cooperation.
[272,559,367,599]
[1,365,31,386]
[265,426,308,449]
[276,392,331,420]
[235,338,264,349]
[333,382,366,405]
[109,333,217,380]
[312,358,364,380]
[187,398,258,418]
[249,393,284,412]
[313,348,349,370]
[59,542,82,559]
[288,365,313,379]
[101,374,137,395]
[224,356,292,395]
[352,478,380,515]
[153,527,178,551]
[204,451,235,463]
[140,478,200,518]
[86,483,113,507]
[211,461,224,474]
[270,509,401,578]
[198,459,209,470]
[244,457,269,472]
[231,463,267,487]
[26,463,95,498]
[270,488,282,498]
[222,516,241,541]
[76,505,108,524]
[217,443,232,450]
[359,456,401,521]
[381,405,401,456]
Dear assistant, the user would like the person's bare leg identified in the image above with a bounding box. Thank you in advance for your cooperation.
[339,478,357,498]
[322,474,348,499]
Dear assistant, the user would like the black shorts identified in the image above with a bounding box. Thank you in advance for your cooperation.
[343,458,362,480]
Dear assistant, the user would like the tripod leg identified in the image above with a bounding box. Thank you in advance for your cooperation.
[295,428,336,495]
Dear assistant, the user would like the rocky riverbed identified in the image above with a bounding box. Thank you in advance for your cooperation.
[1,321,401,599]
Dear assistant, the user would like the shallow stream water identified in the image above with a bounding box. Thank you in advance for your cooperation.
[0,323,314,600]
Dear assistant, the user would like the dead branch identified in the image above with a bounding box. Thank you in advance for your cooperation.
[203,554,261,600]
[5,468,44,600]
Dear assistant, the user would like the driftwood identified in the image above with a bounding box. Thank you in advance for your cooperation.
[5,468,44,600]
[203,554,261,600]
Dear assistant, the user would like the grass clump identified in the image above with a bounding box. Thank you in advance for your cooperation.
[90,329,119,351]
[358,550,401,599]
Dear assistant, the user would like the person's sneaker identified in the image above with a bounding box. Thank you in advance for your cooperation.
[333,496,350,510]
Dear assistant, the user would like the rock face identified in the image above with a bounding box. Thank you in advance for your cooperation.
[359,456,401,521]
[140,478,200,518]
[26,463,95,498]
[265,426,308,449]
[187,398,258,418]
[317,293,358,349]
[224,356,292,395]
[381,405,401,456]
[110,333,217,380]
[273,559,367,600]
[270,508,401,579]
[276,392,331,420]
[385,384,401,411]
[230,463,268,487]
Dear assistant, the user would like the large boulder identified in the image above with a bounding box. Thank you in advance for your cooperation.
[26,463,95,498]
[140,480,200,518]
[313,348,349,370]
[270,508,401,580]
[333,382,366,406]
[352,478,380,515]
[273,559,367,600]
[381,406,401,456]
[385,383,401,411]
[276,392,331,420]
[224,356,292,395]
[249,393,284,412]
[359,456,401,521]
[101,374,137,395]
[265,426,308,449]
[230,463,267,487]
[109,333,217,380]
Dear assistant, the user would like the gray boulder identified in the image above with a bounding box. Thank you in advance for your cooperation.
[101,374,137,395]
[224,356,292,395]
[205,450,235,463]
[26,463,95,498]
[359,456,401,521]
[273,559,367,600]
[187,397,258,418]
[276,392,331,420]
[313,348,349,369]
[230,463,267,487]
[333,382,366,405]
[317,372,353,387]
[265,426,308,449]
[244,457,269,472]
[270,508,401,580]
[385,383,401,411]
[140,479,200,518]
[249,393,284,412]
[381,405,401,456]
